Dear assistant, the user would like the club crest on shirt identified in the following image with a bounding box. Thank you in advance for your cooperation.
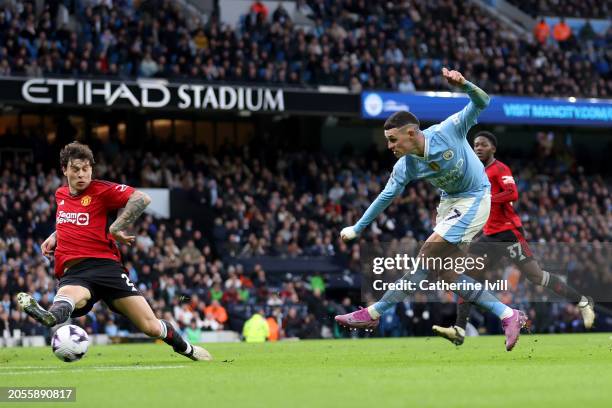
[81,195,92,206]
[428,162,441,171]
[443,149,454,160]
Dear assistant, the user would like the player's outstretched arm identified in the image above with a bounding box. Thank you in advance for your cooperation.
[109,190,152,245]
[442,67,490,109]
[340,173,406,242]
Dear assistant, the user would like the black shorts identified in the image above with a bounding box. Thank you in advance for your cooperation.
[58,258,143,318]
[469,227,534,267]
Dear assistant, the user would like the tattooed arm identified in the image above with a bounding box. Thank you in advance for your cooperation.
[109,190,152,245]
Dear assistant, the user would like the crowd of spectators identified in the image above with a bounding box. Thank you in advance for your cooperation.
[0,131,610,343]
[507,0,610,19]
[0,0,610,98]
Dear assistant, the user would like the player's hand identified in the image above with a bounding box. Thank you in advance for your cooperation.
[340,226,358,242]
[41,234,57,257]
[110,230,136,246]
[442,67,466,87]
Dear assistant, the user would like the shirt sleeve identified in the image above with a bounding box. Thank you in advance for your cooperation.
[439,81,490,140]
[100,181,136,210]
[491,165,518,203]
[439,101,483,140]
[354,159,411,233]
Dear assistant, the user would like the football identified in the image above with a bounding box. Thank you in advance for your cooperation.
[51,325,89,362]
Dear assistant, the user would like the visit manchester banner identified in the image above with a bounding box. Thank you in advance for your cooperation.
[362,90,612,127]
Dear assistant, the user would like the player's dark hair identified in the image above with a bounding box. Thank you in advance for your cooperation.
[60,141,95,169]
[474,131,497,148]
[383,111,420,130]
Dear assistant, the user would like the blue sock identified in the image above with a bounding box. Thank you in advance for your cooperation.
[371,271,511,320]
[372,268,428,315]
[453,275,511,319]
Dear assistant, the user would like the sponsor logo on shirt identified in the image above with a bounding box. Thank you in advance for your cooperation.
[430,158,465,189]
[57,211,90,226]
[81,195,92,206]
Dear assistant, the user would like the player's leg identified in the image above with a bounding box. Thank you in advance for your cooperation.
[18,285,92,327]
[335,233,522,338]
[335,196,465,330]
[336,192,526,349]
[429,237,526,351]
[520,259,595,329]
[109,295,212,361]
[430,196,526,350]
[368,193,515,321]
[433,235,502,345]
[507,227,595,329]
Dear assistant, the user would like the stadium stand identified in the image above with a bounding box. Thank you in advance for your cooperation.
[506,0,610,19]
[0,0,609,97]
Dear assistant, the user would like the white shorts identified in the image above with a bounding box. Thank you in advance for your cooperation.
[434,191,491,244]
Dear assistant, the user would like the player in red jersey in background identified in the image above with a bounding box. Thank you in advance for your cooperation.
[18,142,211,361]
[433,131,595,345]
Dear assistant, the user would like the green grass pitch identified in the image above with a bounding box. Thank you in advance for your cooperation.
[1,333,611,408]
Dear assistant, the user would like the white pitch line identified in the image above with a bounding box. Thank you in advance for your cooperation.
[1,365,187,376]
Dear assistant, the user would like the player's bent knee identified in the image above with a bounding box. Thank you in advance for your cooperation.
[521,261,542,284]
[75,299,88,309]
[57,285,91,306]
[141,319,162,338]
[525,270,542,284]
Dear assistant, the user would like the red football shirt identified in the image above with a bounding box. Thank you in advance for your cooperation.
[484,159,522,235]
[54,180,135,278]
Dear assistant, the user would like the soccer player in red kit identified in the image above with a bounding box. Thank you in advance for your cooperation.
[433,131,595,345]
[18,142,211,361]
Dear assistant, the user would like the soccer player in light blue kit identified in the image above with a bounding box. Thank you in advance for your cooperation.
[335,68,527,351]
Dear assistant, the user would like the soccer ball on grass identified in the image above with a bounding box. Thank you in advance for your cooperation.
[51,324,89,362]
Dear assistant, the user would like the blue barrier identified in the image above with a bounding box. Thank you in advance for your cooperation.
[361,91,612,127]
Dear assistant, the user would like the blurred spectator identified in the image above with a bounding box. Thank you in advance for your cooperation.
[250,1,269,20]
[533,18,550,45]
[266,314,279,342]
[201,312,222,331]
[579,20,596,42]
[185,319,202,343]
[553,18,573,48]
[283,307,303,338]
[242,309,269,342]
[204,300,228,328]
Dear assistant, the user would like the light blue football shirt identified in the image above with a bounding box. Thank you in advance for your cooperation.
[354,99,490,233]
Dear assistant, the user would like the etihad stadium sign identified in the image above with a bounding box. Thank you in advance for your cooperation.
[20,78,284,111]
[0,76,359,116]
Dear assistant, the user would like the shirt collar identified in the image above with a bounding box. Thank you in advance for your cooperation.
[410,131,429,162]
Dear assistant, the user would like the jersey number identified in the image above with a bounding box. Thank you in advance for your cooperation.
[506,243,526,261]
[121,273,138,292]
[445,209,462,221]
